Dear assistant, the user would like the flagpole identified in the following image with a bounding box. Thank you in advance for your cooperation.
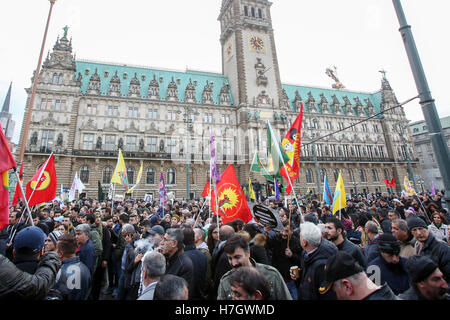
[13,167,33,226]
[27,152,53,205]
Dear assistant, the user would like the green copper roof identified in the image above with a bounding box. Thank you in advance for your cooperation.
[409,115,450,136]
[75,60,234,106]
[282,83,382,117]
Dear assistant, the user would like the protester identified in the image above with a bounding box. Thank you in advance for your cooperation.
[13,226,47,273]
[44,230,63,253]
[153,274,189,300]
[75,224,96,278]
[391,219,416,258]
[363,221,380,263]
[217,235,292,300]
[137,251,166,300]
[182,227,207,300]
[319,251,399,300]
[428,212,449,243]
[399,255,449,300]
[229,266,270,300]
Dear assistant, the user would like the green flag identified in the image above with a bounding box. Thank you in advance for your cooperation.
[250,152,274,181]
[267,121,290,179]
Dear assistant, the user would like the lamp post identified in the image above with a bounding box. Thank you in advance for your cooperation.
[393,0,450,209]
[353,181,358,196]
[417,178,425,193]
[181,105,199,201]
[19,0,57,163]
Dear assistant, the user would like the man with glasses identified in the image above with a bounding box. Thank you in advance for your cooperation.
[158,228,194,299]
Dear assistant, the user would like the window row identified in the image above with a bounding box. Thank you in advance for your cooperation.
[244,5,264,19]
[305,168,386,184]
[80,166,181,185]
[308,119,380,133]
[300,144,386,158]
[38,99,67,111]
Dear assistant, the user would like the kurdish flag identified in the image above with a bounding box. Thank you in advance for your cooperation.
[111,149,129,190]
[332,171,346,215]
[250,151,273,181]
[0,123,16,230]
[266,120,290,179]
[323,175,333,206]
[248,176,256,201]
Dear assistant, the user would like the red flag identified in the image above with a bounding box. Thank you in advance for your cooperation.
[0,123,17,230]
[280,103,304,194]
[201,180,210,198]
[383,177,396,188]
[12,162,23,206]
[26,154,57,207]
[389,177,396,188]
[210,164,252,225]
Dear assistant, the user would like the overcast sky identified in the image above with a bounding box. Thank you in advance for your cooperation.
[1,0,449,144]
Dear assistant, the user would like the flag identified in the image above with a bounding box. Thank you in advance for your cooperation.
[210,164,252,225]
[111,149,128,187]
[210,128,221,184]
[0,122,16,230]
[26,153,57,207]
[332,171,346,215]
[127,162,143,194]
[404,176,416,196]
[12,162,23,206]
[274,178,280,200]
[280,103,304,194]
[201,180,210,198]
[382,177,396,188]
[266,120,290,179]
[250,151,273,181]
[323,175,333,206]
[248,176,256,201]
[431,182,436,196]
[159,169,167,207]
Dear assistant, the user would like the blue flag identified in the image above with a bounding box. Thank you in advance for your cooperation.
[323,175,333,206]
[274,178,280,200]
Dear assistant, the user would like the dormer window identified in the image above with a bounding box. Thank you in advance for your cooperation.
[244,6,248,16]
[258,8,263,18]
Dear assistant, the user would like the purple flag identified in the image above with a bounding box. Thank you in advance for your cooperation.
[210,128,221,184]
[431,182,436,196]
[159,169,167,207]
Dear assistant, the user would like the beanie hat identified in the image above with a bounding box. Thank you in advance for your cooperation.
[377,233,401,255]
[405,255,438,283]
[48,230,63,246]
[13,226,46,253]
[406,216,427,230]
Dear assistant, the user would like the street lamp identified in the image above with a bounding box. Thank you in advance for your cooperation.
[181,105,199,201]
[353,181,358,196]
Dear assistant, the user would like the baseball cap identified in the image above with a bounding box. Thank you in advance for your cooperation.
[319,251,364,295]
[13,226,47,253]
[149,225,165,236]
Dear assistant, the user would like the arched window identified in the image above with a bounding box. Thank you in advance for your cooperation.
[306,169,313,183]
[127,167,135,185]
[359,169,366,182]
[372,169,379,182]
[80,166,90,184]
[320,169,327,183]
[333,169,339,182]
[167,168,176,185]
[146,168,155,184]
[189,168,195,185]
[58,73,63,85]
[348,169,355,182]
[52,73,59,84]
[383,169,390,180]
[102,166,113,184]
[251,7,255,17]
[244,5,248,16]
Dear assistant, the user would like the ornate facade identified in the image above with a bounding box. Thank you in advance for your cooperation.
[18,0,419,199]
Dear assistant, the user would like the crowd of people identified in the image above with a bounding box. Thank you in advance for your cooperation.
[0,188,449,301]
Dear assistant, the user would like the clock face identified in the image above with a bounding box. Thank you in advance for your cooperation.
[249,35,265,52]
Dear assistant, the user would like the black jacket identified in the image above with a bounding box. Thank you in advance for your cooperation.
[399,286,450,300]
[298,239,338,300]
[419,233,450,281]
[0,251,61,300]
[266,233,303,281]
[363,283,400,300]
[184,244,207,300]
[336,238,367,269]
[249,242,269,265]
[166,249,194,297]
[100,226,112,263]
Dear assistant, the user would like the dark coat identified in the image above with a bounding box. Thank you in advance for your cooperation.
[184,243,207,300]
[399,286,450,300]
[100,225,112,263]
[380,218,392,234]
[363,283,400,300]
[249,242,269,265]
[337,238,367,269]
[76,239,96,277]
[418,232,450,281]
[212,247,231,300]
[265,233,303,281]
[0,251,61,300]
[364,234,380,263]
[166,249,194,297]
[14,257,39,274]
[367,256,410,295]
[297,239,338,300]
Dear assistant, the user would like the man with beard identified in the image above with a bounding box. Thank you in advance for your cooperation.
[325,217,367,269]
[367,233,410,295]
[399,255,449,300]
[217,235,292,300]
[265,221,302,300]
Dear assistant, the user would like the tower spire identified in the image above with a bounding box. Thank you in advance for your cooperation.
[1,82,12,113]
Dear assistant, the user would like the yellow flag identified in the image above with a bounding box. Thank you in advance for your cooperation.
[111,149,127,185]
[332,171,346,215]
[2,171,8,190]
[249,176,256,201]
[127,162,143,194]
[403,176,416,196]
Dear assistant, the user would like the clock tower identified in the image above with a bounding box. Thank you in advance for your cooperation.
[218,0,283,110]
